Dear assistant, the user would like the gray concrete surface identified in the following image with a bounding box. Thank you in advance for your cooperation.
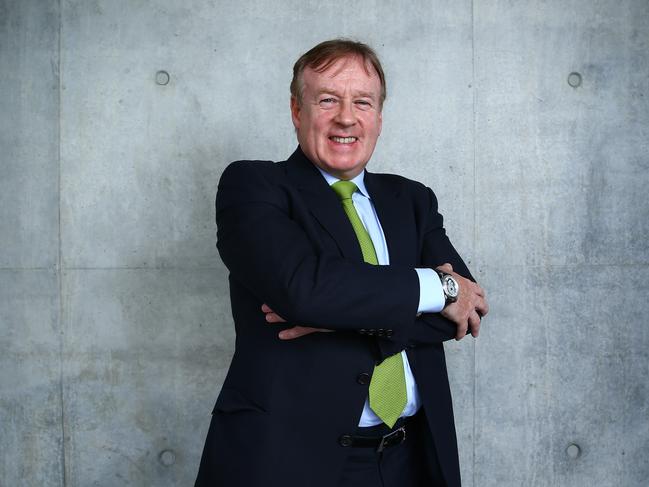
[1,0,647,485]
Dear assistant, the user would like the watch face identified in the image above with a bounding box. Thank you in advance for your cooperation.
[444,276,459,297]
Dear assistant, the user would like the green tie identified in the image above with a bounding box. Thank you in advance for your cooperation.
[331,180,407,428]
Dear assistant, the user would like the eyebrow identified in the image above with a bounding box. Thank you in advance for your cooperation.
[316,87,378,101]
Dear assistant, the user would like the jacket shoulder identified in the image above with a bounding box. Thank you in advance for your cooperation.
[367,171,441,220]
[369,171,434,198]
[220,159,284,181]
[217,159,288,211]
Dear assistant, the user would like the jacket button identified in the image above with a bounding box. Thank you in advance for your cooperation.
[339,435,353,447]
[357,373,370,385]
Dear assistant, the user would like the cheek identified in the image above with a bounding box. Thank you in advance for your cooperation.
[311,121,328,141]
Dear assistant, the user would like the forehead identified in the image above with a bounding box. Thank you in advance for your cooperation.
[302,56,381,94]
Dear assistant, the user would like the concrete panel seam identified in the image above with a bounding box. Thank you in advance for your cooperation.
[57,0,66,485]
[479,263,649,270]
[0,267,61,271]
[59,266,224,270]
[470,0,477,485]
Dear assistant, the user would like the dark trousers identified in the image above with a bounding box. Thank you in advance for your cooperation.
[337,411,447,487]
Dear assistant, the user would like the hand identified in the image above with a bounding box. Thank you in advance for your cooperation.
[261,304,333,340]
[436,263,489,340]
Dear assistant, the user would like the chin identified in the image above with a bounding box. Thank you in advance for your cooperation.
[326,154,363,169]
[325,161,360,174]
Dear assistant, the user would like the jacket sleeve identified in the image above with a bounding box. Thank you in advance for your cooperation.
[215,160,421,333]
[407,186,476,346]
[374,184,477,357]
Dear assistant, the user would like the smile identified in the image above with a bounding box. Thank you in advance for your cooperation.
[329,136,357,144]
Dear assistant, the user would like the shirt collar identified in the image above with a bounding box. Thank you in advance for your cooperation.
[315,166,370,199]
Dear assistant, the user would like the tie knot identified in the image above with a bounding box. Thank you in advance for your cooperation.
[331,180,358,201]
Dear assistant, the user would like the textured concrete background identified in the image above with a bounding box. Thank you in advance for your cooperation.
[1,0,647,485]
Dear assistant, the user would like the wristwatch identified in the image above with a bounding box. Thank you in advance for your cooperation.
[436,270,459,305]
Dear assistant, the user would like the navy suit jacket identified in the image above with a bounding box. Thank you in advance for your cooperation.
[195,147,473,487]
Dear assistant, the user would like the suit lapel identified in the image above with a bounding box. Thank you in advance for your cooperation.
[364,171,413,266]
[285,147,364,262]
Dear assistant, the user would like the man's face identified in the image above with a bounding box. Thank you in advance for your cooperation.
[291,56,383,180]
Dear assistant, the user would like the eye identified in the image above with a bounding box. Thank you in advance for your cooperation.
[319,97,337,107]
[355,100,372,110]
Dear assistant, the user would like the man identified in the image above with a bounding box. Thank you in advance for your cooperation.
[196,39,488,487]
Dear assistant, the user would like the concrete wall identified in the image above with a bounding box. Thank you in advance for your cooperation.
[1,0,647,485]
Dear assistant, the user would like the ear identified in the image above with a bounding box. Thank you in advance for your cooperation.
[290,96,301,130]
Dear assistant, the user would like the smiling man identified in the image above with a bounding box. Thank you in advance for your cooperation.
[195,39,488,487]
[290,49,383,180]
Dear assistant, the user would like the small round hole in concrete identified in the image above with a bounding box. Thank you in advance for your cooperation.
[159,449,176,466]
[566,443,581,459]
[567,72,582,88]
[156,70,170,86]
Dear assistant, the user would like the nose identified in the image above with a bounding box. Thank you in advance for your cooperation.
[334,99,356,127]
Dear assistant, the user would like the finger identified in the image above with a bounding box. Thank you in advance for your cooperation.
[278,326,302,340]
[436,263,453,273]
[279,327,334,340]
[265,312,286,323]
[455,321,468,341]
[279,326,316,340]
[261,303,273,313]
[468,311,481,337]
[475,298,489,317]
[474,285,486,298]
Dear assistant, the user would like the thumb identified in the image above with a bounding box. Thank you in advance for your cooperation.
[436,263,454,273]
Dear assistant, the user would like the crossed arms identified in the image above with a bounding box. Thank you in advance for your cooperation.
[216,160,488,351]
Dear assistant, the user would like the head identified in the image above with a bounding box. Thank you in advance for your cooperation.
[290,39,386,180]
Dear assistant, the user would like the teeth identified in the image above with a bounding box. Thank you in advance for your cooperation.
[331,136,356,144]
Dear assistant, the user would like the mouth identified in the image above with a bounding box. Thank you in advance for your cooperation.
[329,136,358,144]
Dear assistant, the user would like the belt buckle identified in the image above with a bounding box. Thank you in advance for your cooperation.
[376,425,406,453]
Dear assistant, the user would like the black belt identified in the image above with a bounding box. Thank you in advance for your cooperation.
[339,423,408,453]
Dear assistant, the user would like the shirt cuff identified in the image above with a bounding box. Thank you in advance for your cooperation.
[414,268,445,314]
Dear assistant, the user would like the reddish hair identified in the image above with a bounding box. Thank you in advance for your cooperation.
[290,39,387,108]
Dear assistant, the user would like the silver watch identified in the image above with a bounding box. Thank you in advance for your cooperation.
[436,271,459,304]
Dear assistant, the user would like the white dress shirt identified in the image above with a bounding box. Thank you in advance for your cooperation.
[316,167,445,427]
